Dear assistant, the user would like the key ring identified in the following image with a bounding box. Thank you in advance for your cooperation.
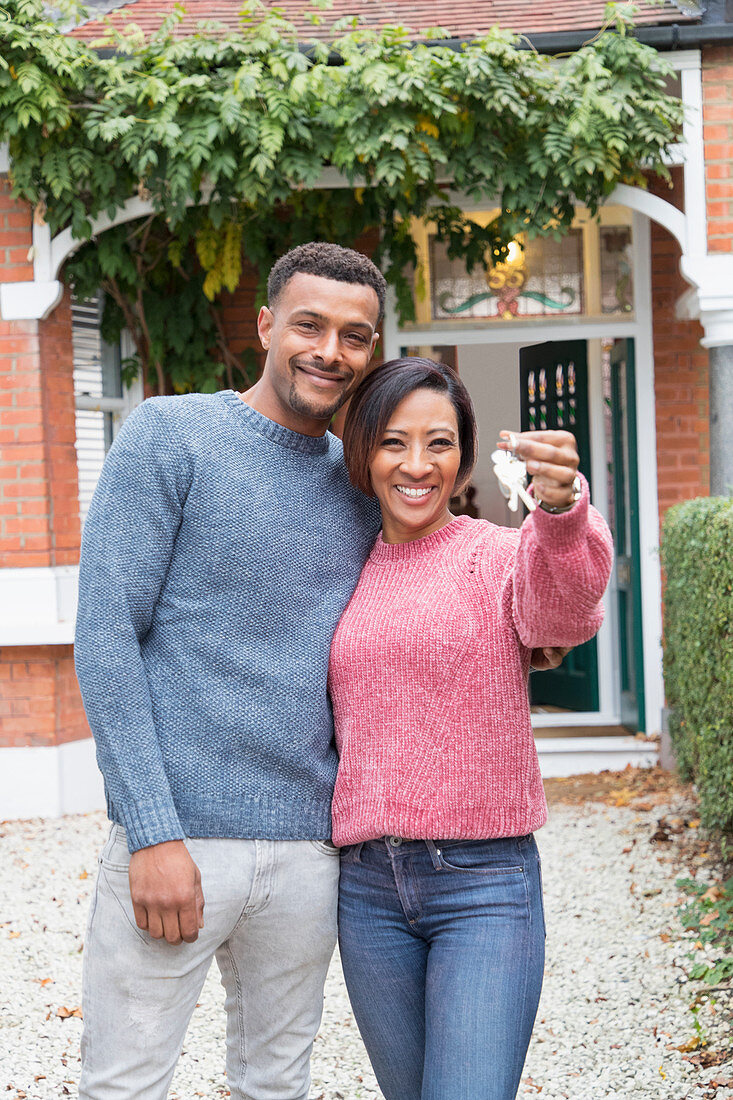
[491,435,536,513]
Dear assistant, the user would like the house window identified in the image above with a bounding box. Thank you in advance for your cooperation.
[410,206,634,327]
[600,226,633,314]
[72,295,126,524]
[430,231,585,321]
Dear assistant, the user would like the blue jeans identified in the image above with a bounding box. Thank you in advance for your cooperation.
[338,835,545,1100]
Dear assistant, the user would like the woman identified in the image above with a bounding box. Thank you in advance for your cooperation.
[328,357,613,1100]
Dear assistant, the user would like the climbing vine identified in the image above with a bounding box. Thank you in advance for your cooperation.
[0,0,683,392]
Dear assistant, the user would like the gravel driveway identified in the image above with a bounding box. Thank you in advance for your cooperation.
[1,793,730,1099]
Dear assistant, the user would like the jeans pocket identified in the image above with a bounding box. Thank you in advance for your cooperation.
[98,856,151,947]
[436,839,524,875]
[309,839,340,857]
[99,823,131,874]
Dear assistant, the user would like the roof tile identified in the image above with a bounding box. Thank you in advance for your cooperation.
[72,0,697,41]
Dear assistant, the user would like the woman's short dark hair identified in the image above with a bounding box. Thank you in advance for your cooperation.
[343,357,478,497]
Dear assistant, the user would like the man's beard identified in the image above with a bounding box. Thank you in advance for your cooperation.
[287,359,353,421]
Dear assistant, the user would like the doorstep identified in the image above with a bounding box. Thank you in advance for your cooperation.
[533,727,658,778]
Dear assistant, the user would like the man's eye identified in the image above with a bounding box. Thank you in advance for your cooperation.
[346,333,368,345]
[298,321,318,331]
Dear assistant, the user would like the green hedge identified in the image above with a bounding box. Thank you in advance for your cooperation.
[662,497,733,837]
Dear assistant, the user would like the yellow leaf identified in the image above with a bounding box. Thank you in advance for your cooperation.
[78,870,88,880]
[416,115,439,139]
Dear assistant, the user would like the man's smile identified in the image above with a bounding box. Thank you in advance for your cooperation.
[294,361,349,388]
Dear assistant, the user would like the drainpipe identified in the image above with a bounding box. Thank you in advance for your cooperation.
[710,348,733,496]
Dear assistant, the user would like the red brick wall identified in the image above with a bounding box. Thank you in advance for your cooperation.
[0,177,33,283]
[1,180,85,751]
[0,318,52,567]
[703,47,733,254]
[651,222,710,520]
[0,294,80,567]
[0,645,87,748]
[219,258,266,379]
[38,287,81,566]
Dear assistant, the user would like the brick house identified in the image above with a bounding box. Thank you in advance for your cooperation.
[1,0,732,817]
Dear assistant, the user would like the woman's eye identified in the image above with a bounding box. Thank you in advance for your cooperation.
[380,437,403,447]
[431,438,455,448]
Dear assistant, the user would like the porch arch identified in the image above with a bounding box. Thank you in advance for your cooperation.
[0,177,692,323]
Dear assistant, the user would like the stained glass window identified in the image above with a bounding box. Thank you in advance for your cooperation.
[430,231,584,321]
[600,226,634,314]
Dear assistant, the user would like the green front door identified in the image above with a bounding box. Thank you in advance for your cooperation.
[610,339,645,732]
[519,340,599,712]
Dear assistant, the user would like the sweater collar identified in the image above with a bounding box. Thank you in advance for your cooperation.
[369,515,475,563]
[217,390,331,455]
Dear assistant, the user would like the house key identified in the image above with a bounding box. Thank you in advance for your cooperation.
[491,433,537,513]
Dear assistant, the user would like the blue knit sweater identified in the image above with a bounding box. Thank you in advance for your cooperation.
[74,390,380,852]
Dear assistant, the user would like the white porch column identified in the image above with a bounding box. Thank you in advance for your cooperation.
[678,255,733,496]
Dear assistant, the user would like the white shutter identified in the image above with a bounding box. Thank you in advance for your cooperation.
[72,295,126,525]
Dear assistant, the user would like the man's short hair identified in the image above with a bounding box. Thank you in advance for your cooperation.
[267,242,387,324]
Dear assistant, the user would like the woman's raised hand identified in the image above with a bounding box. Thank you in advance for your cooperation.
[497,430,580,512]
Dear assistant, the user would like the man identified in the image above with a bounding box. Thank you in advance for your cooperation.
[75,242,385,1099]
[75,240,564,1098]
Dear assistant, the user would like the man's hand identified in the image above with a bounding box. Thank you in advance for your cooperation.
[530,646,571,671]
[498,429,579,511]
[129,840,204,945]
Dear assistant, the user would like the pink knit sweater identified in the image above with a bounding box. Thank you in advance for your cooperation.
[328,477,613,846]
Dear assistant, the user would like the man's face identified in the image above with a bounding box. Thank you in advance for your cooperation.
[257,273,380,434]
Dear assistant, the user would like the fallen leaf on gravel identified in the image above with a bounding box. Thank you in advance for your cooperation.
[34,978,53,986]
[684,1049,733,1068]
[660,932,671,942]
[677,1036,703,1052]
[56,1006,83,1019]
[701,909,720,926]
[710,1078,733,1088]
[701,886,724,902]
[79,870,88,880]
[8,931,20,939]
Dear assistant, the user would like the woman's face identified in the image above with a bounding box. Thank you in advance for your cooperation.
[368,388,462,544]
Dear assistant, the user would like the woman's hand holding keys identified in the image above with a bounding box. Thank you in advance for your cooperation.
[497,429,580,513]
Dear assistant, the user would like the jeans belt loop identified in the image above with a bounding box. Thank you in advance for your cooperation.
[424,839,442,870]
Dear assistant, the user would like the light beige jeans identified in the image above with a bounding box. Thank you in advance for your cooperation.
[79,825,340,1100]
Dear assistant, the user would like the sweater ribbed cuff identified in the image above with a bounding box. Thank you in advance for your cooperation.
[530,472,591,551]
[117,798,186,853]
